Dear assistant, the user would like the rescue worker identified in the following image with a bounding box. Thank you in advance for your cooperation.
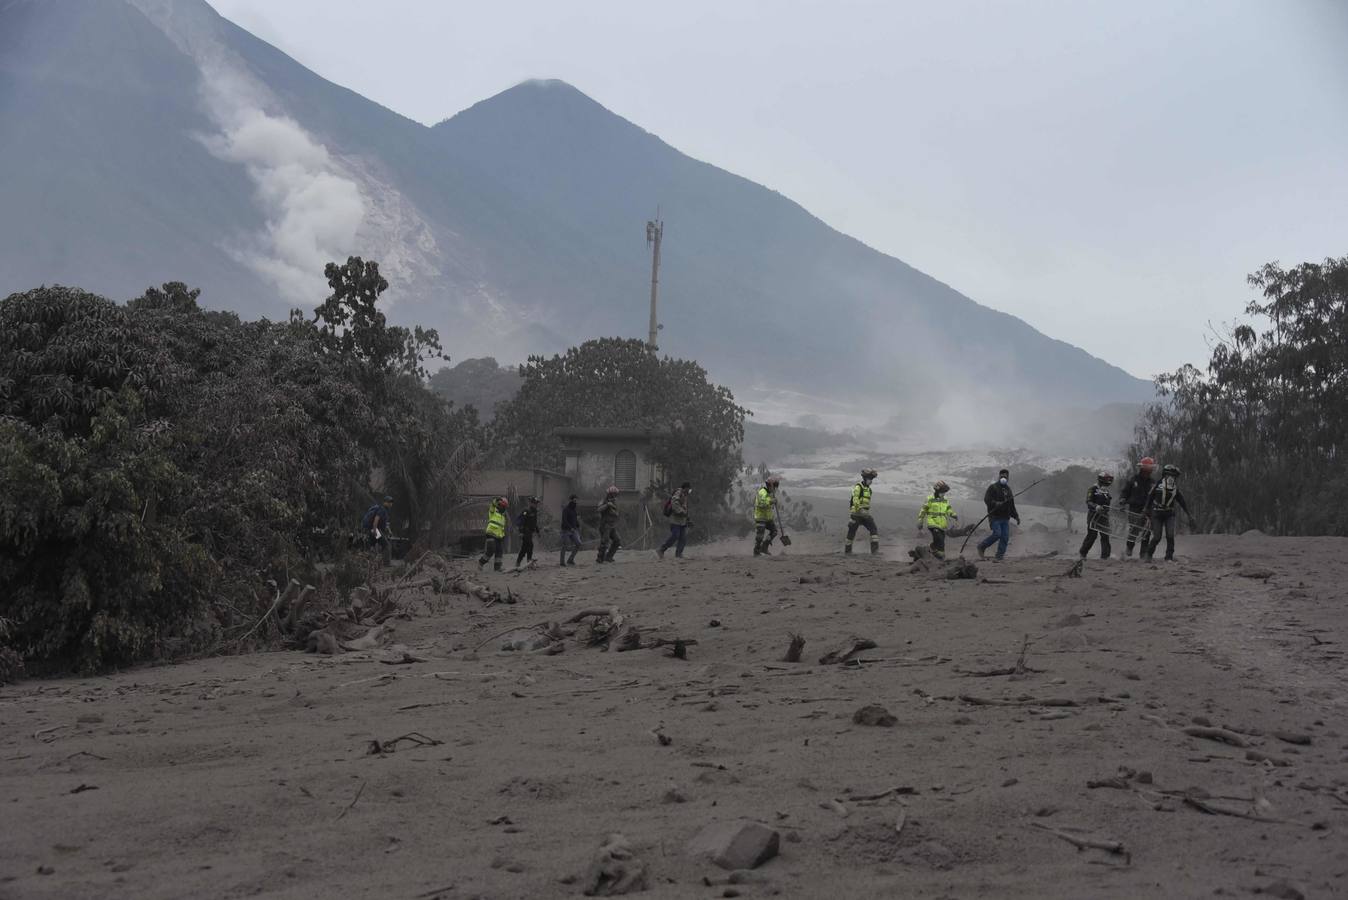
[917,481,958,559]
[658,482,692,559]
[752,475,781,556]
[477,496,508,572]
[1120,457,1156,557]
[596,486,622,564]
[1142,464,1195,561]
[559,494,581,567]
[1079,472,1114,560]
[360,494,394,564]
[845,468,881,555]
[515,496,541,568]
[976,468,1021,560]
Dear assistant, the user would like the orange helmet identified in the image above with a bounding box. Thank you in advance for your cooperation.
[495,496,509,508]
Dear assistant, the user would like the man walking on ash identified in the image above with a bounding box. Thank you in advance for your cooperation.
[845,468,881,555]
[977,469,1021,561]
[514,496,542,569]
[658,482,692,559]
[477,496,509,572]
[361,495,395,565]
[596,486,623,564]
[559,494,582,567]
[1079,472,1114,560]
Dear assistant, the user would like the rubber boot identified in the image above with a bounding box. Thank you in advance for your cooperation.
[870,540,880,555]
[844,544,853,555]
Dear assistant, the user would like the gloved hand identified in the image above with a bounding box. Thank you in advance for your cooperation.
[1014,517,1021,526]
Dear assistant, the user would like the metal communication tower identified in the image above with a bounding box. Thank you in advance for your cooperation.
[645,215,663,352]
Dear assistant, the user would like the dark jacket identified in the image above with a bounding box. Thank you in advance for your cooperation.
[516,507,541,538]
[561,501,579,530]
[1119,473,1153,511]
[1085,484,1112,526]
[361,504,389,534]
[983,482,1019,520]
[598,498,620,528]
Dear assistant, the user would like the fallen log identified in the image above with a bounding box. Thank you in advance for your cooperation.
[1028,821,1129,862]
[1182,726,1249,748]
[819,637,877,665]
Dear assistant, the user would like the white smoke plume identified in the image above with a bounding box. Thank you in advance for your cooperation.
[197,65,365,306]
[128,0,366,306]
[204,102,365,305]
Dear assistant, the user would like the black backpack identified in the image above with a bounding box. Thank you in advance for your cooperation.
[662,496,674,517]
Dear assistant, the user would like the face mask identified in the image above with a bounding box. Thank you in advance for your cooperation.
[999,478,1008,486]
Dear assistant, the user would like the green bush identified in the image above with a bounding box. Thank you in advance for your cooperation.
[0,263,482,672]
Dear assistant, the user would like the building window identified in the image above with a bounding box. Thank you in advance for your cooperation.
[614,450,637,491]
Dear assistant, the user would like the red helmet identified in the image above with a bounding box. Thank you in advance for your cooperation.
[1139,457,1156,471]
[496,496,509,508]
[606,485,620,495]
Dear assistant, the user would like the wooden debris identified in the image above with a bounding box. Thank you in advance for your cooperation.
[336,779,366,820]
[1028,821,1129,862]
[820,637,878,665]
[367,732,444,756]
[843,786,916,803]
[957,634,1042,677]
[1182,726,1249,747]
[959,694,1078,708]
[1245,749,1291,767]
[1057,560,1085,579]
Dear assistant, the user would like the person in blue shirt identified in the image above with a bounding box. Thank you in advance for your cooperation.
[361,495,394,564]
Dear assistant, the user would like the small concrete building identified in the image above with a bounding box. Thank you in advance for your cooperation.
[466,468,573,512]
[555,427,665,499]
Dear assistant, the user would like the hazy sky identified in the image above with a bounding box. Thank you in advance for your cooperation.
[209,0,1347,379]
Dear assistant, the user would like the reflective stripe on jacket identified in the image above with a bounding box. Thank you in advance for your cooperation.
[754,487,776,522]
[918,496,955,530]
[485,505,507,538]
[850,483,872,515]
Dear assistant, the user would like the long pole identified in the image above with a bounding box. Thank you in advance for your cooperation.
[646,216,662,352]
[958,477,1049,557]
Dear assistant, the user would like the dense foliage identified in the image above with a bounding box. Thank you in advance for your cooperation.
[492,338,749,505]
[0,260,481,672]
[427,357,522,421]
[1131,255,1348,535]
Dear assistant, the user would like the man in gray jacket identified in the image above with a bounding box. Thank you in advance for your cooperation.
[658,482,692,559]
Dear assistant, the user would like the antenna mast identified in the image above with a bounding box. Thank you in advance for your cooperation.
[645,212,663,352]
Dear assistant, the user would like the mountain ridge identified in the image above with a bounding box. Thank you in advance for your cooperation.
[0,0,1151,434]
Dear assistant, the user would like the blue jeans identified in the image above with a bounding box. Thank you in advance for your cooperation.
[978,518,1012,559]
[660,524,687,556]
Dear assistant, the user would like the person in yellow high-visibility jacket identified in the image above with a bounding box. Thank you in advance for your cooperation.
[477,496,509,572]
[845,468,880,555]
[752,475,781,556]
[917,481,958,559]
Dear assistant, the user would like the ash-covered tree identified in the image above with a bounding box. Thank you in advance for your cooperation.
[1132,254,1348,535]
[428,357,522,420]
[0,265,482,673]
[492,338,748,504]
